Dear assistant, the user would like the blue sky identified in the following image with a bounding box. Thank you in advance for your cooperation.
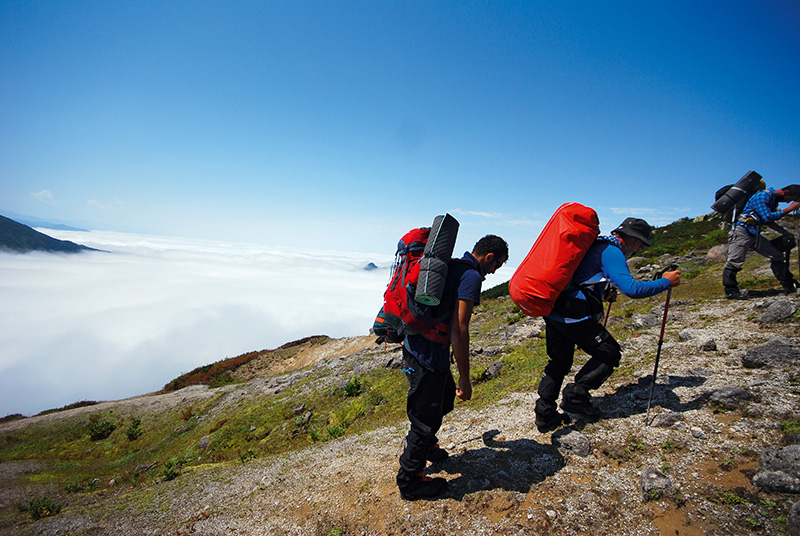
[2,1,799,262]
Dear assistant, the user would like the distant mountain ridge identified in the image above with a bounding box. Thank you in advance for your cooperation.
[0,215,97,253]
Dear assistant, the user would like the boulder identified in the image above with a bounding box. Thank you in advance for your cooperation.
[482,361,505,380]
[789,501,800,536]
[753,445,800,493]
[641,467,672,499]
[758,299,798,324]
[708,386,752,410]
[553,429,591,457]
[741,337,800,369]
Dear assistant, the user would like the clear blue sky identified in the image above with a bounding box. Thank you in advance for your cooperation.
[2,1,799,262]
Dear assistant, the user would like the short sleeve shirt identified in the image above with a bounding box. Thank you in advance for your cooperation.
[403,252,484,371]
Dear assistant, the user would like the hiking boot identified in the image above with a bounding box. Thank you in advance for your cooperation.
[560,399,603,420]
[725,289,744,300]
[398,472,447,501]
[427,443,449,462]
[534,411,572,434]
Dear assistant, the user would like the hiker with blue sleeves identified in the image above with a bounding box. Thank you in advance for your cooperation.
[534,218,680,432]
[397,235,508,501]
[722,184,800,300]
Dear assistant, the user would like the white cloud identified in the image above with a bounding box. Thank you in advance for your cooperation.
[0,231,393,416]
[452,209,503,219]
[30,190,54,204]
[87,199,111,210]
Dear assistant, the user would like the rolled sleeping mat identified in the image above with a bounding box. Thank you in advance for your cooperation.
[415,256,450,306]
[711,170,764,214]
[415,213,460,306]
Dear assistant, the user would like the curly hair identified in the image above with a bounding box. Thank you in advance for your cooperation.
[473,234,508,261]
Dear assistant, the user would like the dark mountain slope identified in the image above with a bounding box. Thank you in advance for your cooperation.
[0,215,97,253]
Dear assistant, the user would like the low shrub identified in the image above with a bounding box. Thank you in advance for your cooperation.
[18,497,62,520]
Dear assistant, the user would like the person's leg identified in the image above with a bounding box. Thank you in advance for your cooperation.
[397,349,450,499]
[534,318,575,429]
[723,226,754,298]
[560,320,621,419]
[753,235,797,292]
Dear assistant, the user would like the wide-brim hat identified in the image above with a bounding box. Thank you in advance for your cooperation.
[614,217,652,246]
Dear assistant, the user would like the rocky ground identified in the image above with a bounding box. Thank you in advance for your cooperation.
[2,289,800,535]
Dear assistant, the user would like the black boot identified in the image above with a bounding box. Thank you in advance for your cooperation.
[722,268,743,299]
[397,470,447,501]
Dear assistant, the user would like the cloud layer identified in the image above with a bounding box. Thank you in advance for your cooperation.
[0,230,392,416]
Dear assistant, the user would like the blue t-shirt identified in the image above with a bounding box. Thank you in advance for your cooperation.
[547,236,672,323]
[403,251,484,371]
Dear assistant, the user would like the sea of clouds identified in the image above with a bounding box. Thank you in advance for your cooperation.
[0,229,397,416]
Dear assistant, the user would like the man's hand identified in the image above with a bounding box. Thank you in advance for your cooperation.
[456,375,472,401]
[787,201,800,213]
[605,287,619,303]
[664,270,681,287]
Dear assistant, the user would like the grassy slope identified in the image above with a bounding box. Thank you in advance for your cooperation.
[3,213,799,512]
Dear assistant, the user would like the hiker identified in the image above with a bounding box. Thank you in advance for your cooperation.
[722,184,800,299]
[397,234,508,501]
[534,218,680,431]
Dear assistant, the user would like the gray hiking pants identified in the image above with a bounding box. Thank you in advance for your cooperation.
[724,225,784,272]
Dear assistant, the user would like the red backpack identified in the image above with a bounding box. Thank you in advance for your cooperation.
[509,203,600,317]
[373,215,459,344]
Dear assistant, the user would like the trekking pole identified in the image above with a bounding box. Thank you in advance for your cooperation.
[603,301,612,327]
[645,264,678,425]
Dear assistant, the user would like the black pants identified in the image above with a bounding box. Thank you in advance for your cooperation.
[397,348,455,482]
[535,317,621,417]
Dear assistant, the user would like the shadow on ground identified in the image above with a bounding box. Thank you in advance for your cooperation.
[431,429,565,500]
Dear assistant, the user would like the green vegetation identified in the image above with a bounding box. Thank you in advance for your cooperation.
[3,212,798,529]
[18,497,62,521]
[780,417,800,434]
[165,336,332,391]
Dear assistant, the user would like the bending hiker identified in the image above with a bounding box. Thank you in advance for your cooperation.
[397,235,508,501]
[722,184,800,299]
[534,218,680,431]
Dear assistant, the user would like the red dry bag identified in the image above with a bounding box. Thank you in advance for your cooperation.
[509,203,600,317]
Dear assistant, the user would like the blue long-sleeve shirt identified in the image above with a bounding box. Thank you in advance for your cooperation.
[547,236,672,323]
[735,188,783,235]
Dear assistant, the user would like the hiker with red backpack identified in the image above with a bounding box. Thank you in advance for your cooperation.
[396,234,508,501]
[530,217,680,431]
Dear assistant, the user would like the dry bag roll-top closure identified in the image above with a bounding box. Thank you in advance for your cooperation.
[509,203,600,317]
[373,214,460,344]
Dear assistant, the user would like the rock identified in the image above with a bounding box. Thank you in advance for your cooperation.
[482,361,505,380]
[708,386,752,410]
[753,445,800,493]
[553,429,591,457]
[641,467,672,499]
[679,329,697,342]
[698,338,717,351]
[705,244,727,264]
[651,412,682,428]
[759,299,798,324]
[482,346,505,357]
[789,501,800,536]
[384,354,403,369]
[632,314,659,329]
[198,435,211,450]
[504,318,545,341]
[691,427,706,439]
[741,337,800,369]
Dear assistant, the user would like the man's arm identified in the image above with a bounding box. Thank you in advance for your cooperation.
[451,299,475,401]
